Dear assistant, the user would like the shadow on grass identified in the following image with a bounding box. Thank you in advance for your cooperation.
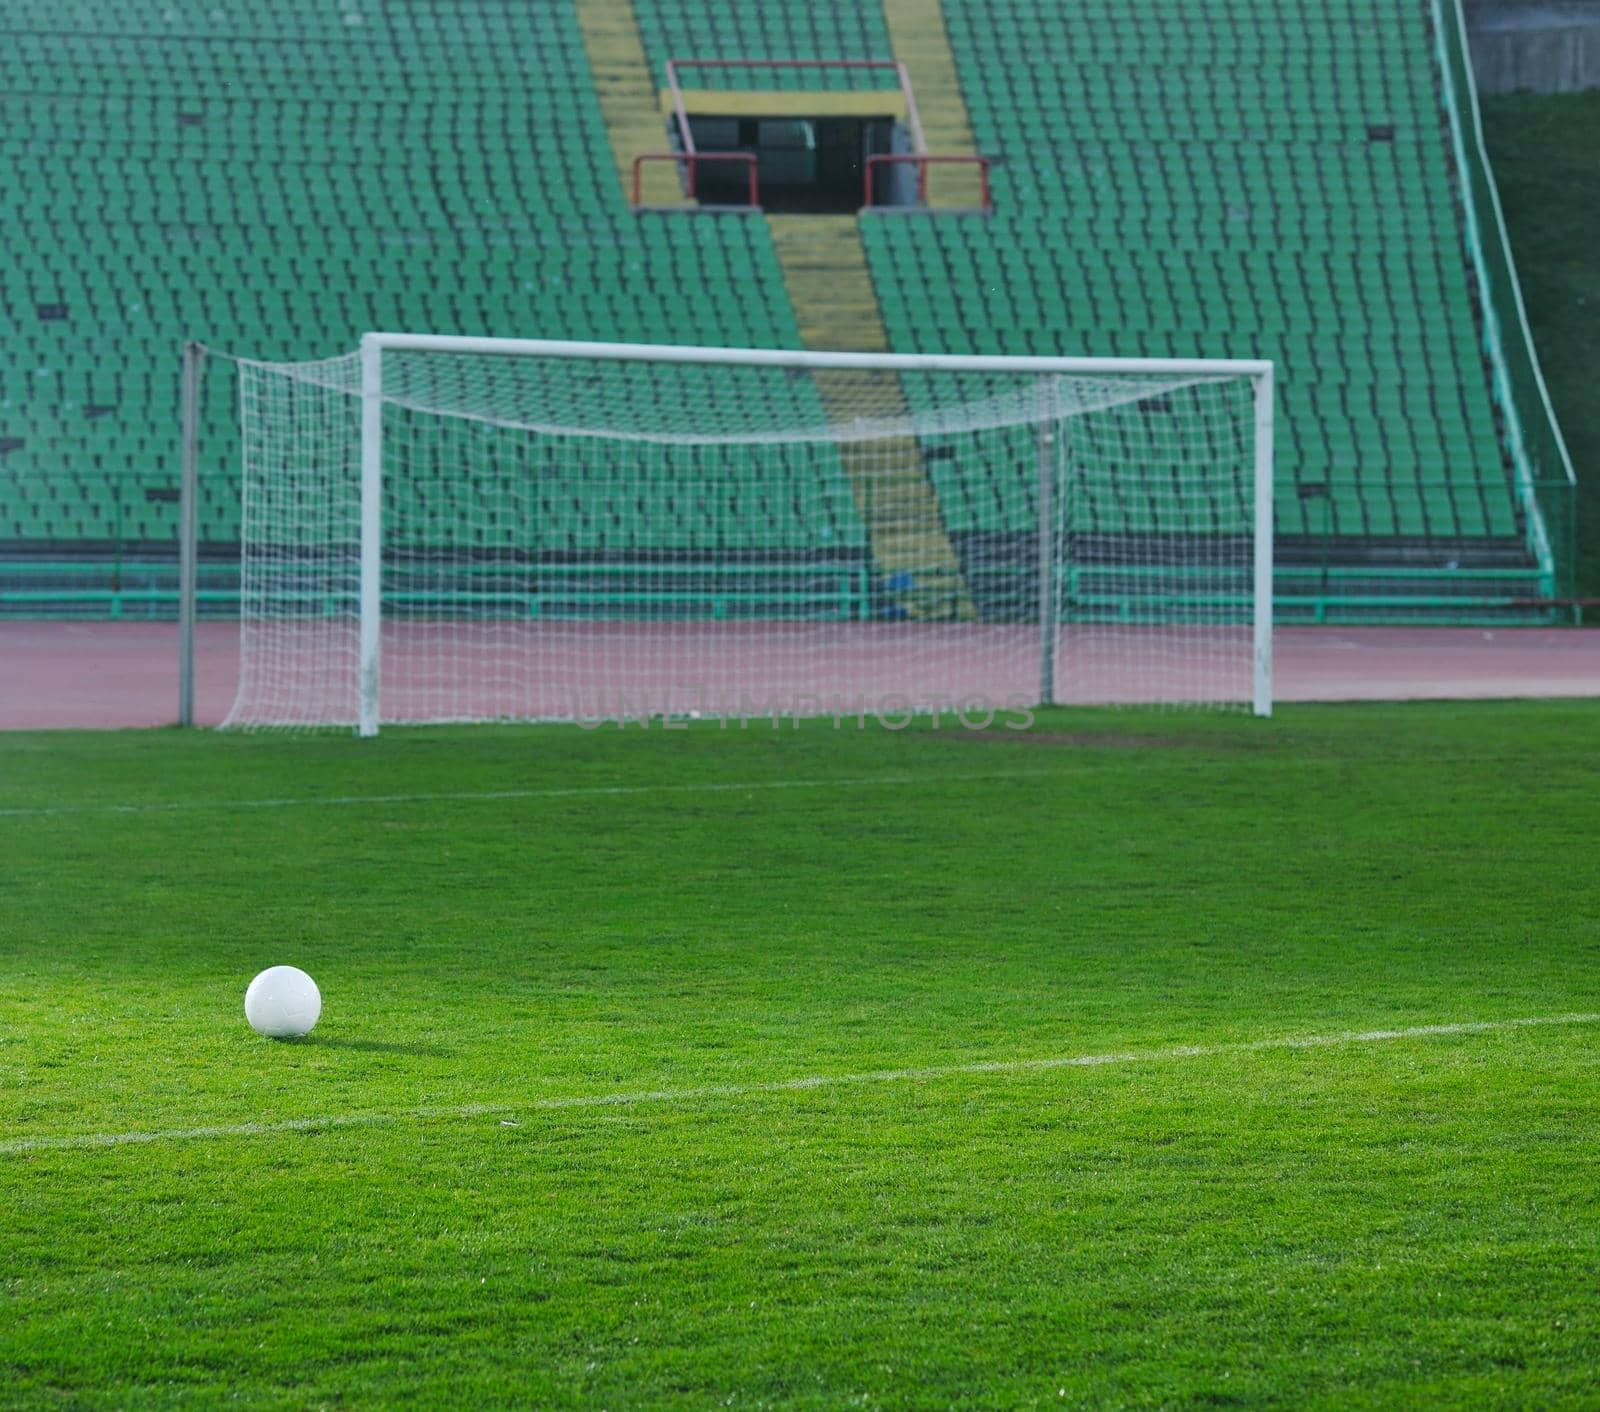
[303,1034,456,1058]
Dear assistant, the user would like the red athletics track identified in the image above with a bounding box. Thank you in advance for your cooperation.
[0,620,1596,730]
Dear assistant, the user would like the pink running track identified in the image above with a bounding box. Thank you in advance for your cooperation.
[0,621,1595,730]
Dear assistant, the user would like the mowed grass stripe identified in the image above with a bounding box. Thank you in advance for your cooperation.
[6,1011,1594,1156]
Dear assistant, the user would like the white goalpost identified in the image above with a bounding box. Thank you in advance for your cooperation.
[210,334,1272,733]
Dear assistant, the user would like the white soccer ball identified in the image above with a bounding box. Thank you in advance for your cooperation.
[244,965,322,1039]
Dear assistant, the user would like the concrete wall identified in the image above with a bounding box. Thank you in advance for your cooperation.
[1466,2,1600,93]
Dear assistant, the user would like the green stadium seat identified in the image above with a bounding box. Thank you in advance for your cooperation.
[0,1,869,596]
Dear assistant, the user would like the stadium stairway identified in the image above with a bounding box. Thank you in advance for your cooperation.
[881,0,987,208]
[766,222,973,621]
[574,0,688,208]
[624,0,974,617]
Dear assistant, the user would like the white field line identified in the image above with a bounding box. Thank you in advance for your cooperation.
[4,1012,1595,1157]
[0,770,1038,821]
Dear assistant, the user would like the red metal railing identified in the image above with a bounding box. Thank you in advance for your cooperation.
[632,151,759,207]
[864,153,992,210]
[665,57,926,157]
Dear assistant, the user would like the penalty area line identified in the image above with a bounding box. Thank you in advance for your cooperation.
[4,1011,1597,1156]
[0,770,1040,821]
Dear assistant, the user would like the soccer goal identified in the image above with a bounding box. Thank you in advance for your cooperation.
[201,335,1272,733]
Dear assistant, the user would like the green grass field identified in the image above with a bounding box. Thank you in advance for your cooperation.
[3,703,1599,1408]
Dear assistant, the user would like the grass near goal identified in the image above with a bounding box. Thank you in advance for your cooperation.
[192,336,1274,733]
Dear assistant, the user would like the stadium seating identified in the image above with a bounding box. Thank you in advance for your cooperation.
[0,0,1552,619]
[626,0,1542,603]
[0,0,861,606]
[865,0,1522,569]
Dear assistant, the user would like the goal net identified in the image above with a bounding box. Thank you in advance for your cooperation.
[220,336,1272,733]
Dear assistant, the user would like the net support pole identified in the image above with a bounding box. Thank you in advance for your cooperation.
[1252,367,1275,718]
[358,336,383,737]
[178,341,203,727]
[1036,412,1057,708]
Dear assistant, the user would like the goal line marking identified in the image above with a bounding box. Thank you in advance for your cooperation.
[0,770,1039,821]
[5,1012,1595,1156]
